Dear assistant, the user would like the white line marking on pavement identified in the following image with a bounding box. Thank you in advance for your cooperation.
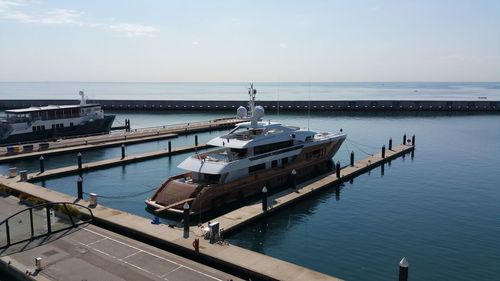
[85,236,108,246]
[82,228,224,281]
[120,250,142,261]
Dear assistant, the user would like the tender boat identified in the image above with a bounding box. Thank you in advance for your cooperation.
[0,91,115,145]
[146,85,346,215]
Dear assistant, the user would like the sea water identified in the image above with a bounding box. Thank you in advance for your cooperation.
[1,82,500,280]
[1,81,500,100]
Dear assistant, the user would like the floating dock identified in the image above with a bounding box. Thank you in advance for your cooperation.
[215,144,414,235]
[0,117,240,161]
[1,98,498,111]
[26,144,210,181]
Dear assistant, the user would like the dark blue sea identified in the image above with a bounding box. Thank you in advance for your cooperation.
[1,82,500,280]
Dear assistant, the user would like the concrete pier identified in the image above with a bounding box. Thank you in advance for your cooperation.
[1,98,498,111]
[26,144,211,181]
[0,176,344,281]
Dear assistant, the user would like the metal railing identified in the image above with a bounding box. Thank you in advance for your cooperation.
[0,202,94,249]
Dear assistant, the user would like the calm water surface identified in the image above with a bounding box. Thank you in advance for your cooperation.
[1,82,500,100]
[1,110,499,281]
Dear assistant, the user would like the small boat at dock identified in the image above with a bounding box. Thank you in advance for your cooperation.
[146,84,346,215]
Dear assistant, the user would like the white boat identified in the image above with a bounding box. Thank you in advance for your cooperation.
[146,84,346,215]
[0,91,115,145]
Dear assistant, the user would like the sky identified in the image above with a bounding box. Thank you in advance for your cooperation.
[0,0,499,82]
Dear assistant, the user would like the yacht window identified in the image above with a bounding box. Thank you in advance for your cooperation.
[41,125,45,130]
[254,140,293,155]
[271,160,278,168]
[249,163,266,173]
[204,173,221,184]
[282,157,288,165]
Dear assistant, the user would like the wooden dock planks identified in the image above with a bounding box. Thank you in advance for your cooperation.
[26,144,211,181]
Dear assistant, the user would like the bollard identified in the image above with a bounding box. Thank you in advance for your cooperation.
[382,145,386,158]
[168,141,172,153]
[35,257,42,271]
[350,151,354,166]
[336,161,341,178]
[121,144,125,159]
[403,134,406,145]
[77,152,82,170]
[183,202,190,236]
[262,186,268,211]
[195,135,198,147]
[389,138,393,150]
[412,134,415,146]
[77,176,83,199]
[39,156,45,173]
[291,169,297,190]
[399,257,409,281]
[192,238,200,253]
[89,193,97,207]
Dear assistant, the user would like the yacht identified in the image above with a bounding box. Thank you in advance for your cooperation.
[146,85,346,215]
[0,91,115,145]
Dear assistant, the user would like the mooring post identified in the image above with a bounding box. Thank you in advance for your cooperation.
[403,134,407,145]
[168,141,172,153]
[389,138,393,150]
[183,202,190,237]
[399,257,409,281]
[412,134,415,146]
[291,169,297,190]
[121,144,125,159]
[336,161,341,178]
[262,186,268,211]
[77,176,83,200]
[382,145,386,158]
[39,156,45,173]
[350,151,354,166]
[195,135,198,147]
[77,152,82,171]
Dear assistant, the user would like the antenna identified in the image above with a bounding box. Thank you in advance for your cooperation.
[277,89,280,118]
[307,82,311,130]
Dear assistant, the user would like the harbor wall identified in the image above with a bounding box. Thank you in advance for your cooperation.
[0,99,499,111]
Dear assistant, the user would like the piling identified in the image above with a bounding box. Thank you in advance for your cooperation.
[262,186,268,211]
[389,138,393,150]
[183,202,190,237]
[403,134,407,145]
[77,152,82,171]
[121,144,126,159]
[336,161,341,178]
[77,176,83,200]
[382,145,386,158]
[195,135,198,147]
[399,257,409,281]
[168,141,172,153]
[412,134,415,146]
[39,156,45,173]
[350,151,354,166]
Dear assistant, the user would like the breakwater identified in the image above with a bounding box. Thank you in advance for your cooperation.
[1,99,498,111]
